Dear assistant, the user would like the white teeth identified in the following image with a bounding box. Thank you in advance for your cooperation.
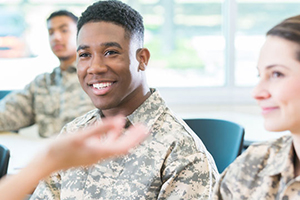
[93,82,113,89]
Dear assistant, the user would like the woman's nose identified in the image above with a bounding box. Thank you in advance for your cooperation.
[252,81,271,100]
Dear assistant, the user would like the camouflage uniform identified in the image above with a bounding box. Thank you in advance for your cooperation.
[213,134,300,200]
[0,65,94,137]
[31,89,218,199]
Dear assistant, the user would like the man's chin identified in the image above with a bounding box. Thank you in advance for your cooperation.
[93,101,112,111]
[57,55,72,61]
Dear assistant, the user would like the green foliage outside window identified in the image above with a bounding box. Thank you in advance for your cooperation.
[146,37,204,70]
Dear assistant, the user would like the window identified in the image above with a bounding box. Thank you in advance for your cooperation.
[140,0,224,87]
[235,0,300,86]
[0,1,93,90]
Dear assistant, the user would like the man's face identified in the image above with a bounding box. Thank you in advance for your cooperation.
[47,15,77,60]
[77,22,148,116]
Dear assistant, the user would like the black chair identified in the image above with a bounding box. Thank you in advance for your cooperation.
[0,90,12,100]
[184,118,245,173]
[0,144,10,178]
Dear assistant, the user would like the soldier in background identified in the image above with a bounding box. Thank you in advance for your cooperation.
[31,1,218,199]
[0,10,94,137]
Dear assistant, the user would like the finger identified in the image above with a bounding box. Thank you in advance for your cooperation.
[102,115,126,141]
[101,115,126,130]
[82,124,149,161]
[80,115,126,140]
[126,124,150,146]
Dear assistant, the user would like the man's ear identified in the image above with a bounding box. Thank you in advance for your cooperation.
[136,48,150,72]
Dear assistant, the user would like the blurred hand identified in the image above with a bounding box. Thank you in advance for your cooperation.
[44,116,149,170]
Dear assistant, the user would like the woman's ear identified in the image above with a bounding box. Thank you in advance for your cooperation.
[136,48,150,72]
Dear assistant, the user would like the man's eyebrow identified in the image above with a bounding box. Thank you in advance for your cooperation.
[77,45,89,52]
[58,24,68,29]
[77,42,122,52]
[101,42,122,49]
[48,24,68,31]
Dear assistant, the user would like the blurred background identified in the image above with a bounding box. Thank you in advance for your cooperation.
[0,0,298,141]
[1,0,299,180]
[1,0,299,89]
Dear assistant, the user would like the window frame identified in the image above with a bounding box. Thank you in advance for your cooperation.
[157,0,256,106]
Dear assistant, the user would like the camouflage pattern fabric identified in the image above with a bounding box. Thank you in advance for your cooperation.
[31,89,219,199]
[213,134,300,200]
[0,65,94,137]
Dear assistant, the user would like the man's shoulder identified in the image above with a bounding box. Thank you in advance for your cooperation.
[30,67,60,85]
[157,109,196,138]
[149,109,219,177]
[154,110,207,153]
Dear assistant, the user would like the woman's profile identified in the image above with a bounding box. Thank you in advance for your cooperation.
[213,14,300,199]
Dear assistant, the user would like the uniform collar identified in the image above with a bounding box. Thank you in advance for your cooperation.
[258,135,294,177]
[95,88,166,130]
[126,88,166,129]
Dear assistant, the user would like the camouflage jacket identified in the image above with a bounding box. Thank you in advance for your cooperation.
[0,65,94,137]
[31,89,218,199]
[213,134,300,200]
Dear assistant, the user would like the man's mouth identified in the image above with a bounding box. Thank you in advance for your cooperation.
[92,82,113,90]
[53,44,64,50]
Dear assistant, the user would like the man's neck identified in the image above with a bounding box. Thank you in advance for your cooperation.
[59,56,76,71]
[102,87,151,118]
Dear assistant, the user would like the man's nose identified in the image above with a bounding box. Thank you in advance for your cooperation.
[51,31,62,41]
[87,56,108,74]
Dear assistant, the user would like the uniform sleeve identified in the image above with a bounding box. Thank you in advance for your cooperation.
[211,167,233,200]
[212,144,258,200]
[158,151,218,199]
[0,83,35,132]
[30,173,62,199]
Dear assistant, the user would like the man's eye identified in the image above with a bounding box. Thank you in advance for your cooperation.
[79,53,90,58]
[104,50,118,56]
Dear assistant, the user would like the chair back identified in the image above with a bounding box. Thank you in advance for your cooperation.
[0,90,12,100]
[184,118,244,173]
[0,144,10,178]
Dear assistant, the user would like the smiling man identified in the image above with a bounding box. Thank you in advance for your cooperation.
[0,10,94,137]
[77,21,151,117]
[31,1,218,199]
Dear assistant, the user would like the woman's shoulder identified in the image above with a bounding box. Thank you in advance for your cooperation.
[248,134,292,156]
[221,134,292,178]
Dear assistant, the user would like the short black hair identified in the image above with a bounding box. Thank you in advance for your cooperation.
[47,10,78,23]
[77,0,144,45]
